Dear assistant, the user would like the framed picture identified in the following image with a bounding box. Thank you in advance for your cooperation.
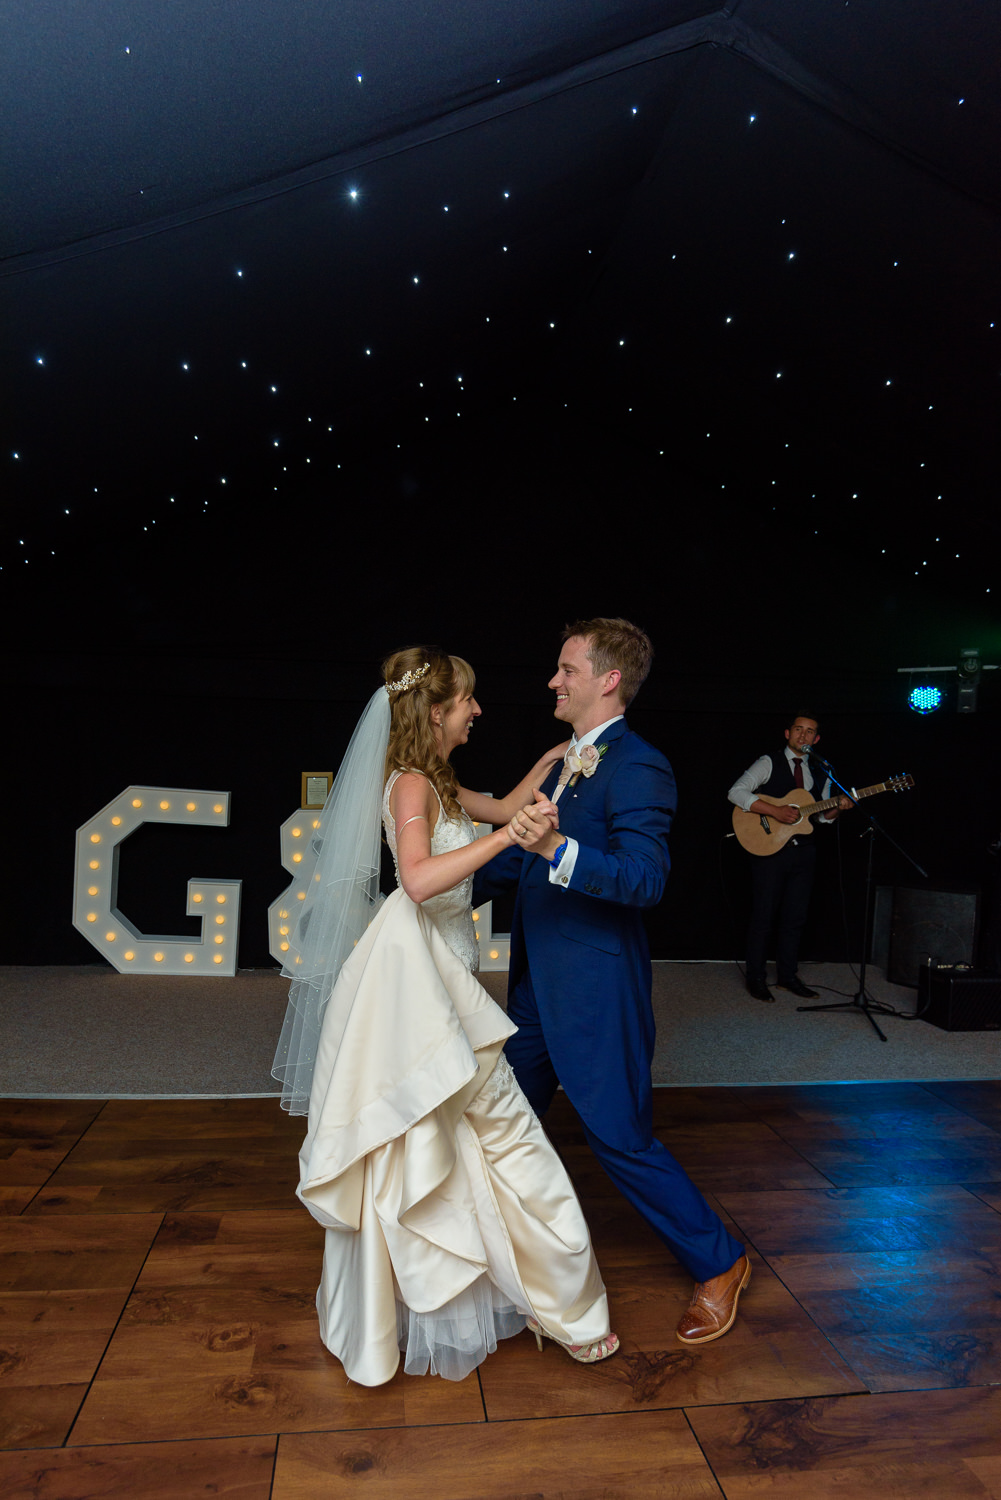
[301,772,333,809]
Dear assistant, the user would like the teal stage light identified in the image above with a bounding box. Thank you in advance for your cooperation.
[908,684,942,715]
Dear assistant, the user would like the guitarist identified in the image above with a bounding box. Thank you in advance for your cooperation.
[728,715,851,1003]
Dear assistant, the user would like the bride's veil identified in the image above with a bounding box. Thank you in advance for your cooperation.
[271,686,390,1115]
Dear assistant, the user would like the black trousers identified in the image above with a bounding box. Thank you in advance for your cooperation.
[745,838,816,984]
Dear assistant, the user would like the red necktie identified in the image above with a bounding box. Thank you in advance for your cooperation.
[792,757,804,788]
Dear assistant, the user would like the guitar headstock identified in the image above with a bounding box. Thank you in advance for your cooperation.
[887,773,915,793]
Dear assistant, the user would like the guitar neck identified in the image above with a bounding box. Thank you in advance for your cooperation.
[801,781,891,817]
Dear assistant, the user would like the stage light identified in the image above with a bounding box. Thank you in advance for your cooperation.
[73,786,242,975]
[908,684,942,714]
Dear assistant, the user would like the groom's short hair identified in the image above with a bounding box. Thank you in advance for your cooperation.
[562,617,653,708]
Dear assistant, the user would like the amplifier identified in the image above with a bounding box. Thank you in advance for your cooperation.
[888,887,978,987]
[917,964,1001,1032]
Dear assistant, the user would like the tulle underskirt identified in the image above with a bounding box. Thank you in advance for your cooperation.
[395,1273,527,1381]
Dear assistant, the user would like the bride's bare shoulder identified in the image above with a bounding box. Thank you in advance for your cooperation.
[388,769,436,821]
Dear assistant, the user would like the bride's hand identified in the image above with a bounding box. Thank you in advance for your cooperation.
[531,788,559,828]
[507,795,559,847]
[543,739,572,770]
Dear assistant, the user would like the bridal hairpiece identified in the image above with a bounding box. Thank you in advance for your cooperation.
[386,662,430,695]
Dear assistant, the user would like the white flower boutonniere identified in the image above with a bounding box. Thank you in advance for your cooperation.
[557,741,609,792]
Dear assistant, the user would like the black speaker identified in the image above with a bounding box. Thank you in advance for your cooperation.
[918,965,1001,1032]
[888,887,979,987]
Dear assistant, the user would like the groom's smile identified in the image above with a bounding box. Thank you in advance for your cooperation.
[549,635,618,736]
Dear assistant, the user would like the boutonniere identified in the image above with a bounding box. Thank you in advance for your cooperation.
[556,742,609,791]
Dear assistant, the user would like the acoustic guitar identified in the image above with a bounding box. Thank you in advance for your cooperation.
[732,774,915,856]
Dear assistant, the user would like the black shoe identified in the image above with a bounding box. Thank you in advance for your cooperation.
[776,976,819,999]
[746,978,774,1003]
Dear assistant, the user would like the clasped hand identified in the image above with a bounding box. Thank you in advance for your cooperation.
[507,788,560,849]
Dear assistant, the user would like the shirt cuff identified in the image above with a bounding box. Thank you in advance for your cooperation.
[547,836,578,888]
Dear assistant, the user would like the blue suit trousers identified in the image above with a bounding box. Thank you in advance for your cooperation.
[507,970,744,1284]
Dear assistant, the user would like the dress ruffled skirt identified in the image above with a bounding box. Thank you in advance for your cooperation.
[297,888,609,1385]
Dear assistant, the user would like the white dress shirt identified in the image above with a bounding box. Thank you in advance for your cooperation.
[728,745,834,821]
[548,714,624,888]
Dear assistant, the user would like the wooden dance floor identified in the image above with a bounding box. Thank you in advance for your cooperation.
[1,1082,1000,1498]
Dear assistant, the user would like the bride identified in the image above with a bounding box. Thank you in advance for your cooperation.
[272,646,618,1386]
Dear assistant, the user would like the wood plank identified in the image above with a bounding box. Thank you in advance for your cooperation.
[0,1214,161,1291]
[656,1123,834,1191]
[71,1210,484,1442]
[0,1384,88,1450]
[0,1103,105,1136]
[922,1081,1001,1135]
[74,1365,484,1445]
[82,1098,299,1140]
[28,1100,303,1214]
[0,1290,131,1385]
[30,1135,300,1216]
[0,1141,93,1187]
[0,1215,162,1447]
[649,1088,761,1126]
[759,1109,999,1143]
[0,1101,105,1197]
[739,1085,1000,1147]
[273,1410,721,1499]
[766,1247,1001,1393]
[687,1387,1001,1499]
[0,1434,276,1498]
[714,1185,1001,1392]
[716,1182,1001,1255]
[479,1243,863,1420]
[739,1081,970,1116]
[134,1210,324,1289]
[783,1135,1001,1188]
[31,1178,300,1216]
[548,1103,829,1202]
[0,1188,38,1215]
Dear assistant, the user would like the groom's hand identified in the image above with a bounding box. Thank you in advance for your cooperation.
[517,795,564,861]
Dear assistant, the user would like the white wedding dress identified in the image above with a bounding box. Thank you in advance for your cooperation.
[296,771,610,1385]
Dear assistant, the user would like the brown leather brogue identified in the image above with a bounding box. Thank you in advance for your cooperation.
[675,1254,751,1345]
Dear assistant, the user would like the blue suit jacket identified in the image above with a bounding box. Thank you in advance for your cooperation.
[476,718,676,1151]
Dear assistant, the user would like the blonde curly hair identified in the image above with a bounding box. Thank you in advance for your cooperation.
[382,646,475,820]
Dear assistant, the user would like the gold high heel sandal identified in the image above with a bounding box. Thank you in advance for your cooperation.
[527,1317,619,1364]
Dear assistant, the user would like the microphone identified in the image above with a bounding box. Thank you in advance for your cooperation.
[800,744,832,768]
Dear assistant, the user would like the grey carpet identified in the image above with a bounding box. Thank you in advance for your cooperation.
[1,961,997,1099]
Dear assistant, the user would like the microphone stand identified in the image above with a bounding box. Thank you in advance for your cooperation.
[795,750,926,1042]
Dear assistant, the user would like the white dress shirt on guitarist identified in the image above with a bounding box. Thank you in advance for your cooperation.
[728,746,835,821]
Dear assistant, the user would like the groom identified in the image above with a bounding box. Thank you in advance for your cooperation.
[482,618,750,1346]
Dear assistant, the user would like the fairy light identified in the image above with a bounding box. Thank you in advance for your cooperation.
[72,787,241,975]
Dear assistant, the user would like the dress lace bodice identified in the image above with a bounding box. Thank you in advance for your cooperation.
[383,770,479,972]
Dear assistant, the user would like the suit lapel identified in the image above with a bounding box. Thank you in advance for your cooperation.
[558,719,628,816]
